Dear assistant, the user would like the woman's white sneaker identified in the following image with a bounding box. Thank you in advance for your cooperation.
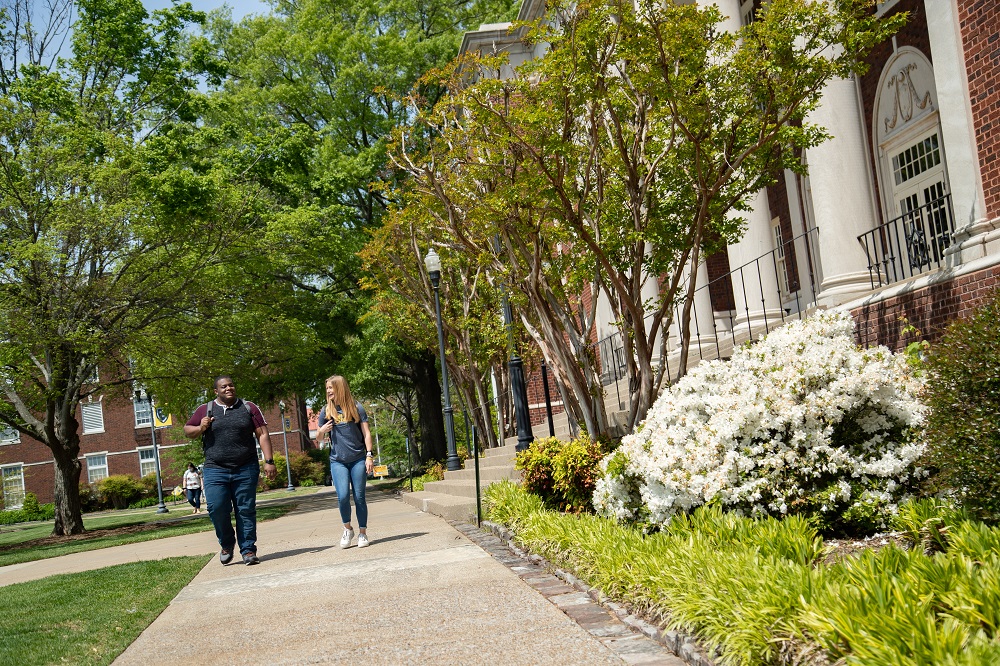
[340,527,355,549]
[357,533,370,548]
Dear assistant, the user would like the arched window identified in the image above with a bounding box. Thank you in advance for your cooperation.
[871,47,953,282]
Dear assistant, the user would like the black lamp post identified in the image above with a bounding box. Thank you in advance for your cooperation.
[278,401,294,491]
[494,235,534,452]
[135,390,168,514]
[425,248,462,472]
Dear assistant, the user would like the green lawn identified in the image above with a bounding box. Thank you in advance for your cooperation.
[0,504,295,568]
[0,557,208,666]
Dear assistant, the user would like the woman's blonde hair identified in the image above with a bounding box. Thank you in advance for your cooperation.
[324,375,360,423]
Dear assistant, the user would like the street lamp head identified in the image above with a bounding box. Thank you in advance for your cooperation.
[424,248,441,286]
[279,400,286,412]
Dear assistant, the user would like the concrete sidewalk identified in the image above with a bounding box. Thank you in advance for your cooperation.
[5,488,683,664]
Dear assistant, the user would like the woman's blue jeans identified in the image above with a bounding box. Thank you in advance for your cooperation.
[330,457,367,528]
[203,462,260,555]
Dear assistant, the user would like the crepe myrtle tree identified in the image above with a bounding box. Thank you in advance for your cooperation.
[392,0,905,434]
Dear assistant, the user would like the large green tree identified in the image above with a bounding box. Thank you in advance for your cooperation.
[201,0,519,457]
[0,0,264,534]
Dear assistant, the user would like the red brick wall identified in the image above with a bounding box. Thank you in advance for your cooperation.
[959,0,1000,220]
[766,179,801,292]
[852,264,1000,350]
[858,0,931,226]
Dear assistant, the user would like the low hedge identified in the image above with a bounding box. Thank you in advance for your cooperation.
[0,494,55,525]
[484,481,1000,665]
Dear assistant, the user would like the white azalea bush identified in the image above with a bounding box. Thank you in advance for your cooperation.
[594,310,927,533]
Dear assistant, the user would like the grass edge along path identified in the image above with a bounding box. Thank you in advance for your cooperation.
[484,481,1000,666]
[0,504,295,568]
[0,556,208,666]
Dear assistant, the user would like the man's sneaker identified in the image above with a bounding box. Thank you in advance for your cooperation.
[219,549,234,565]
[357,533,370,548]
[242,552,260,566]
[340,527,355,549]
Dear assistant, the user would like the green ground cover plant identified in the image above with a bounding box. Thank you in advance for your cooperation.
[485,481,1000,665]
[0,504,294,568]
[0,557,207,666]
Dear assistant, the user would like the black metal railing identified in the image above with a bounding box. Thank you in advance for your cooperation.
[591,226,821,394]
[858,193,954,289]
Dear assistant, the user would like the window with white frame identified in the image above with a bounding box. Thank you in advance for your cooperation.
[0,426,20,445]
[739,0,755,26]
[86,454,108,484]
[772,218,790,295]
[2,464,25,509]
[80,401,105,435]
[134,398,152,428]
[138,448,157,477]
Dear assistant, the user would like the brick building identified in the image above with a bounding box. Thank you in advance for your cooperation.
[0,385,313,508]
[461,0,1000,437]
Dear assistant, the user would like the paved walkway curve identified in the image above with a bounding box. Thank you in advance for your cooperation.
[5,488,682,664]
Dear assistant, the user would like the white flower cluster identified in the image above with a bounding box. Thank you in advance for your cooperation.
[594,310,927,527]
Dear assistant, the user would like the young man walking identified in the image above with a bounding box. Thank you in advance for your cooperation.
[184,376,277,565]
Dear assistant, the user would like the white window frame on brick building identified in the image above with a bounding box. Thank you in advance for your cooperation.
[2,463,25,509]
[80,399,105,435]
[86,453,109,484]
[134,396,153,428]
[0,426,20,445]
[138,447,157,478]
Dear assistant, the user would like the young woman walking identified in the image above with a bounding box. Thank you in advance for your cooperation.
[183,462,204,514]
[316,375,374,548]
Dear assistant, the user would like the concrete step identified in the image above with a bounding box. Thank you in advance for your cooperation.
[398,491,479,522]
[445,465,520,482]
[422,479,486,499]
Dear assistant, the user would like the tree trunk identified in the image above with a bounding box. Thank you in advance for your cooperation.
[409,351,447,463]
[51,443,85,536]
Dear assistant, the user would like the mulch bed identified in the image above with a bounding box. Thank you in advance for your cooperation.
[0,523,167,553]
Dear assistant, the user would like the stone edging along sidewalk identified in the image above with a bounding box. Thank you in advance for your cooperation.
[455,519,720,666]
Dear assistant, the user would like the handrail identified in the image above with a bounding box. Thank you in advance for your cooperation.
[857,193,954,289]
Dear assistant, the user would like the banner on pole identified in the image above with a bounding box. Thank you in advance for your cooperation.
[153,408,172,428]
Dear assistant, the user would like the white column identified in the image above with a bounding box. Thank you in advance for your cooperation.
[727,189,785,333]
[808,76,881,306]
[925,0,994,264]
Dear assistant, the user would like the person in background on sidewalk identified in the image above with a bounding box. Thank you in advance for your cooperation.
[183,462,204,514]
[184,376,277,565]
[316,375,374,549]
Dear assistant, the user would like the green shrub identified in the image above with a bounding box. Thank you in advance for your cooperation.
[137,474,158,497]
[924,287,1000,521]
[287,451,325,485]
[516,434,611,511]
[127,497,160,509]
[98,475,142,510]
[515,436,560,500]
[78,483,102,512]
[0,493,55,525]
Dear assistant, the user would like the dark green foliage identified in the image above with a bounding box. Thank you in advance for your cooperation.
[262,452,325,489]
[923,288,1000,521]
[516,434,612,511]
[97,475,143,510]
[0,494,55,525]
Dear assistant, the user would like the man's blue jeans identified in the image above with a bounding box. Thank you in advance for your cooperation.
[203,462,260,555]
[330,457,367,528]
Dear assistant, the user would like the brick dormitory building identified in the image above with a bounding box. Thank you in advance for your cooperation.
[463,0,1000,436]
[1,385,313,509]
